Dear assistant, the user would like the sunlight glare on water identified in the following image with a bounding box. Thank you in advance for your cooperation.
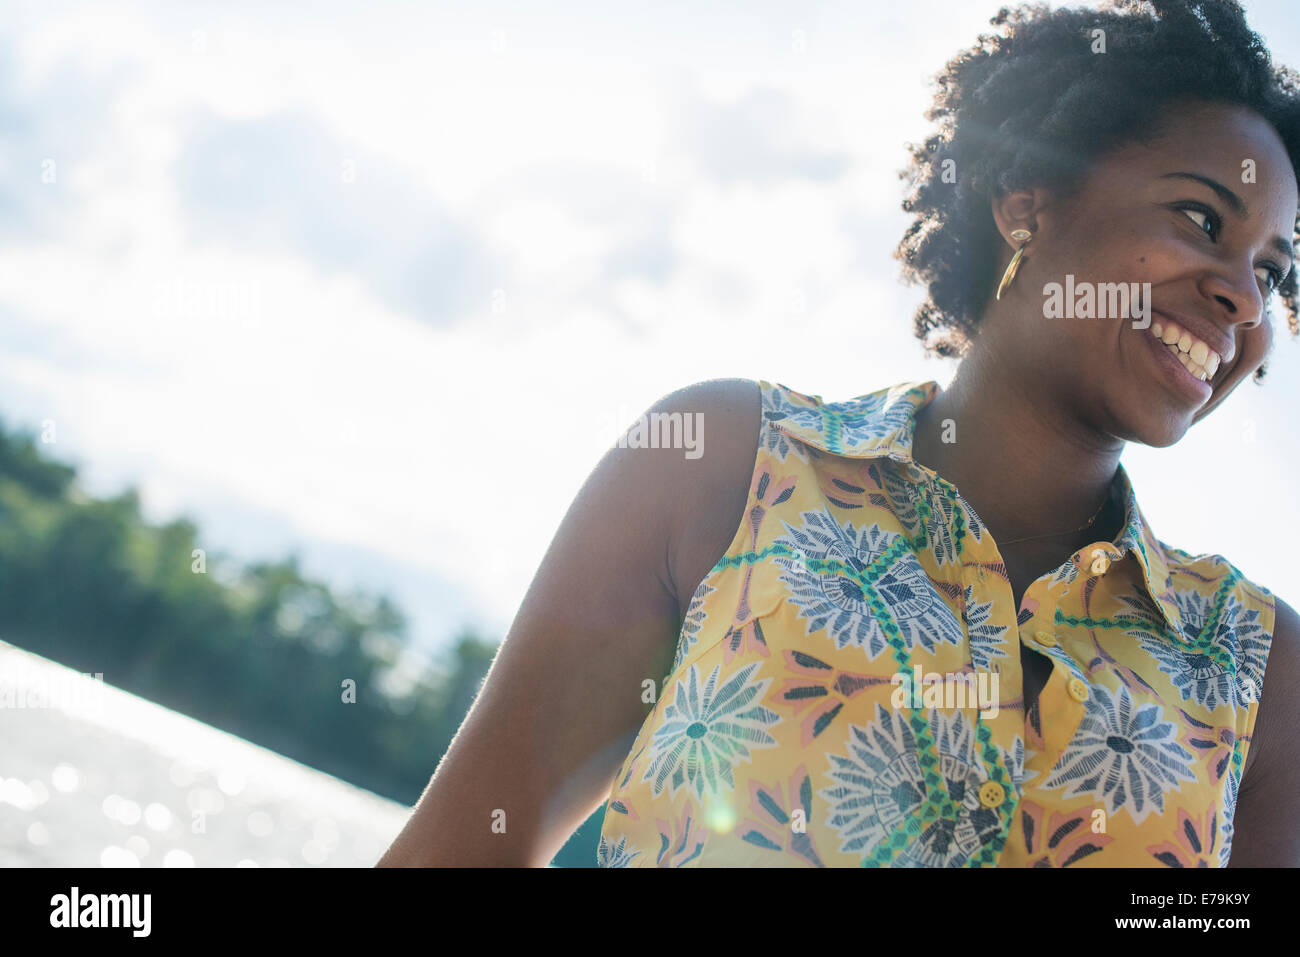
[0,642,410,867]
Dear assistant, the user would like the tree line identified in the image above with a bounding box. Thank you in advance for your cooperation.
[0,420,603,866]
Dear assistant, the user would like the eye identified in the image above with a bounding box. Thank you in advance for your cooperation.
[1255,264,1284,295]
[1177,203,1221,240]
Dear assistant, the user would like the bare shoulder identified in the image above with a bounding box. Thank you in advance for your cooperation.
[647,378,763,619]
[650,376,762,427]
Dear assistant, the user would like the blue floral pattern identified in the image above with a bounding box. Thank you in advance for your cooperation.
[773,510,965,659]
[1043,684,1197,824]
[641,661,780,800]
[820,705,1020,866]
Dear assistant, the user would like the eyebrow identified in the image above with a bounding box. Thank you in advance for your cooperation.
[1160,171,1295,266]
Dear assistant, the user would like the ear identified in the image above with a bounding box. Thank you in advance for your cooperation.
[990,187,1055,250]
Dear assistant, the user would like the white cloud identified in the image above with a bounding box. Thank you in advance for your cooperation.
[1,0,1298,656]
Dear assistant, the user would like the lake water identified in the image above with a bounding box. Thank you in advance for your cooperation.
[0,640,412,867]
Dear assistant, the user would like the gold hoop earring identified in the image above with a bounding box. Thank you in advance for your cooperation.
[995,228,1033,301]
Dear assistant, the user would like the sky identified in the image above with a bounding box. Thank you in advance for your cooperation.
[2,0,1298,671]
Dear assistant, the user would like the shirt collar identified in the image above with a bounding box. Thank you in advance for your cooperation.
[766,379,1182,636]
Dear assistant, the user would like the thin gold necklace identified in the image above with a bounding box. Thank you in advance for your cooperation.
[999,486,1113,547]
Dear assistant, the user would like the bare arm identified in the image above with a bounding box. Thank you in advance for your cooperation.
[376,378,761,866]
[1226,596,1300,867]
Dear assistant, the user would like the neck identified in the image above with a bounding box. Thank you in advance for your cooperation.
[910,348,1125,552]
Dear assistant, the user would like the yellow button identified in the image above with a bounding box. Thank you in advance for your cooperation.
[978,781,1005,809]
[1068,678,1090,702]
[1034,630,1057,648]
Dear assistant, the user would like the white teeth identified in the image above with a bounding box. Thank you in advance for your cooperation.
[1150,319,1221,384]
[1166,341,1211,381]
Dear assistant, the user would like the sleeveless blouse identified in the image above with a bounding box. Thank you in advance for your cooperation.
[596,379,1275,867]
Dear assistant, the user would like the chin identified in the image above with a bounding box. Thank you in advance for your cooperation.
[1130,407,1196,447]
[1135,425,1187,449]
[1104,392,1192,448]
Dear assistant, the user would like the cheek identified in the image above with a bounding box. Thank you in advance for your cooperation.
[1086,212,1180,283]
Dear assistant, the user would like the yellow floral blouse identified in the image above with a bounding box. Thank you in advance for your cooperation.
[597,380,1275,867]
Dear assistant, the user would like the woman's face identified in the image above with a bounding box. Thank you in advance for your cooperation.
[988,100,1297,448]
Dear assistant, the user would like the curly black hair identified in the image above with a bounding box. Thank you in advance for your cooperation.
[895,0,1300,383]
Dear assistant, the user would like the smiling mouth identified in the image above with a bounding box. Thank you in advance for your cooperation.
[1148,317,1220,383]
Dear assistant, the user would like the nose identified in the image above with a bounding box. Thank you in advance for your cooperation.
[1199,258,1268,330]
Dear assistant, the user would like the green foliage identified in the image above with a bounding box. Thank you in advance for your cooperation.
[0,417,601,865]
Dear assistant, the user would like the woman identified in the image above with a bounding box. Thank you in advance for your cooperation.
[379,0,1300,867]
